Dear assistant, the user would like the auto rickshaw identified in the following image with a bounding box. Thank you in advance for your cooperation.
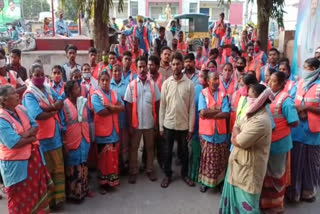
[173,13,210,51]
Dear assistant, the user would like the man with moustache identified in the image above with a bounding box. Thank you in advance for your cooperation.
[159,47,173,80]
[124,56,161,184]
[183,53,200,85]
[159,52,195,188]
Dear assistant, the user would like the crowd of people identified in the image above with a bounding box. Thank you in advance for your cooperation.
[0,13,320,214]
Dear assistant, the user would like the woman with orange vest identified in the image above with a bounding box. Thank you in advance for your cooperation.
[195,46,208,71]
[219,63,236,99]
[130,37,145,74]
[287,58,320,203]
[0,85,53,214]
[278,61,297,98]
[216,47,227,74]
[260,72,299,213]
[198,71,230,193]
[50,65,66,99]
[22,63,65,209]
[61,80,93,202]
[91,71,124,194]
[110,64,130,174]
[177,31,188,56]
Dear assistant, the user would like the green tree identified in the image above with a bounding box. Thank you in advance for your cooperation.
[61,0,124,56]
[59,0,78,21]
[22,0,50,20]
[221,0,285,52]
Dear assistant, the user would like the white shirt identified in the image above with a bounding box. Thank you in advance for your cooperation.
[124,78,161,129]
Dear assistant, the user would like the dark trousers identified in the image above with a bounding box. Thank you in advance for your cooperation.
[163,127,189,178]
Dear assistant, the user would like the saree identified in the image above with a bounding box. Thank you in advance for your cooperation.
[189,137,201,183]
[97,143,120,187]
[199,138,229,187]
[286,142,320,202]
[6,146,54,214]
[219,168,261,214]
[260,152,291,211]
[43,147,65,207]
[65,163,89,201]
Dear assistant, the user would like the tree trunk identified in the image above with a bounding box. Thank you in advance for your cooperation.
[93,0,109,60]
[257,0,272,52]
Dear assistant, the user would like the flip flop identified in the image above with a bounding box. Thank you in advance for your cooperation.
[161,177,171,188]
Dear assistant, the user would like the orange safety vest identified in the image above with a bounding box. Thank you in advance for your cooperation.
[254,51,265,66]
[214,21,226,39]
[245,59,261,81]
[222,36,233,57]
[0,70,18,87]
[219,78,236,98]
[216,55,227,73]
[195,56,207,70]
[130,49,144,74]
[149,73,165,92]
[63,98,90,150]
[93,89,119,136]
[270,91,291,142]
[130,79,157,129]
[116,44,129,57]
[284,80,295,94]
[199,87,227,136]
[93,62,112,80]
[0,105,39,160]
[295,80,320,133]
[240,40,248,51]
[23,90,59,140]
[202,46,210,58]
[229,90,241,131]
[177,41,188,56]
[133,26,149,52]
[50,81,65,96]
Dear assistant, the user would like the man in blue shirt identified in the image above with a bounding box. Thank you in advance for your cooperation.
[122,16,151,54]
[56,12,72,37]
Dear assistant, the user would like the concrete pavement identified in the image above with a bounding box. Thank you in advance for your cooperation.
[0,164,319,214]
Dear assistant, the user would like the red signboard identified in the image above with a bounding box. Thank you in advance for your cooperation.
[229,3,243,25]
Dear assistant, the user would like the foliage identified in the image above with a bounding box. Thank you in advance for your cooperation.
[59,0,78,21]
[60,0,124,24]
[22,0,50,20]
[219,0,285,28]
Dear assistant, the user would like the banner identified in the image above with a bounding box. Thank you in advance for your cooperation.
[0,0,21,31]
[292,0,320,76]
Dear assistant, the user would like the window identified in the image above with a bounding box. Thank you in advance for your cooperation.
[189,3,197,13]
[130,1,138,17]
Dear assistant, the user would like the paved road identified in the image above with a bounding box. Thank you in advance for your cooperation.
[0,159,319,214]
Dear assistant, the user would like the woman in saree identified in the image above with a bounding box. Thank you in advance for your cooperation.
[91,71,124,194]
[22,63,65,210]
[61,80,94,202]
[0,85,53,213]
[198,70,230,192]
[287,58,320,203]
[219,83,273,213]
[260,72,299,213]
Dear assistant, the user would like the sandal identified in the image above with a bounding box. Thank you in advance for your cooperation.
[200,185,208,193]
[99,188,107,195]
[161,177,171,188]
[182,176,195,187]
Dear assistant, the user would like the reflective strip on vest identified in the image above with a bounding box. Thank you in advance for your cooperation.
[272,92,287,119]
